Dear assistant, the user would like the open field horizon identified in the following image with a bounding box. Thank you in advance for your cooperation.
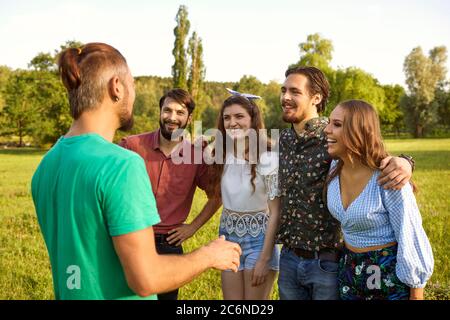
[0,138,449,300]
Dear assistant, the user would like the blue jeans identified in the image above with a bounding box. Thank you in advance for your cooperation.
[278,247,339,300]
[219,224,280,272]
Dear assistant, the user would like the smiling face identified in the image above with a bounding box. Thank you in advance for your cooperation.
[159,97,191,140]
[280,73,321,124]
[324,105,347,159]
[222,103,252,140]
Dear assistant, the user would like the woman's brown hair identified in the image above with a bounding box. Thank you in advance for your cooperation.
[58,42,129,119]
[325,99,416,192]
[208,95,271,198]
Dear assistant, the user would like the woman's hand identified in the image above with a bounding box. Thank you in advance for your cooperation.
[166,224,197,246]
[251,258,270,287]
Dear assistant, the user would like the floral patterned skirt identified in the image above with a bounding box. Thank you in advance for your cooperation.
[338,244,410,300]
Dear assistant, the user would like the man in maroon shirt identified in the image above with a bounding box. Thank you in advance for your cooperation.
[120,89,220,300]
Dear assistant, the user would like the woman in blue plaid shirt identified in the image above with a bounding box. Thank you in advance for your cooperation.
[324,99,434,300]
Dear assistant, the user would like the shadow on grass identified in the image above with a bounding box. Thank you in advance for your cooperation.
[405,151,450,171]
[0,148,47,156]
[0,146,448,172]
[0,148,449,169]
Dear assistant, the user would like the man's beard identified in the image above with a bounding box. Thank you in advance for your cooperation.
[117,99,134,132]
[281,102,302,124]
[159,119,188,141]
[118,113,134,132]
[282,112,302,124]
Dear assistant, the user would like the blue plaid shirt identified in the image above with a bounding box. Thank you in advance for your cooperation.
[327,165,434,288]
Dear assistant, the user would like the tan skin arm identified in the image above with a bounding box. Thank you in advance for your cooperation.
[167,197,222,246]
[112,226,241,297]
[251,197,281,286]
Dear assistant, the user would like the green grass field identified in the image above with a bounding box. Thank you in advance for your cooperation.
[0,139,449,300]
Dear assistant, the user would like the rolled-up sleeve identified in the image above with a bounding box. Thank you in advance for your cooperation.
[381,184,434,288]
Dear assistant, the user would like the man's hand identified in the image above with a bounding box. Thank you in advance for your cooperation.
[378,156,412,190]
[203,236,241,272]
[167,224,197,246]
[251,258,270,287]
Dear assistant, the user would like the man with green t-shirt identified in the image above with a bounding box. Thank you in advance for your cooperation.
[31,42,241,300]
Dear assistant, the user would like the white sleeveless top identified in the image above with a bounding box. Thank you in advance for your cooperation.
[221,151,280,212]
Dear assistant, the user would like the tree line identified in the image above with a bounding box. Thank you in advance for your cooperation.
[0,5,448,147]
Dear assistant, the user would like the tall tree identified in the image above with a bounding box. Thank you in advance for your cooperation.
[435,81,450,128]
[28,52,55,72]
[28,43,84,145]
[5,41,83,146]
[379,84,406,135]
[0,66,12,110]
[0,66,13,136]
[328,67,385,116]
[403,46,447,137]
[32,70,71,146]
[289,33,336,107]
[172,5,190,90]
[289,33,334,76]
[187,31,205,101]
[1,70,41,146]
[29,41,83,73]
[233,75,265,97]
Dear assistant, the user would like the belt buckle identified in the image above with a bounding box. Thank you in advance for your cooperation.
[292,248,315,259]
[318,249,339,262]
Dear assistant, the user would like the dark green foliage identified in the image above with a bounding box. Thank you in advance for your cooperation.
[172,5,190,90]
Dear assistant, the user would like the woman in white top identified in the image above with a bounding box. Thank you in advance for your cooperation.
[208,93,281,300]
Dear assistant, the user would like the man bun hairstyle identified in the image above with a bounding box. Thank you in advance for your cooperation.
[58,42,128,119]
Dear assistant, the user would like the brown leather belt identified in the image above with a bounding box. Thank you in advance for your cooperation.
[290,247,340,262]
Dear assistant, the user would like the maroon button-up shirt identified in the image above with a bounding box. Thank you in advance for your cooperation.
[119,130,211,234]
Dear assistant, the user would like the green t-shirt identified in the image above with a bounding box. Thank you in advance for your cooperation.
[31,133,161,300]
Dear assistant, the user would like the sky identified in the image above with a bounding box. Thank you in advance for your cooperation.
[1,0,449,86]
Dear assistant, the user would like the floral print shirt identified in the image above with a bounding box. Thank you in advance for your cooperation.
[276,117,342,251]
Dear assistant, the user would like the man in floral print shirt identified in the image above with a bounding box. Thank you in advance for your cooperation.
[274,66,414,300]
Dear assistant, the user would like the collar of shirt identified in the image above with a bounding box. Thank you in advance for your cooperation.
[304,116,329,132]
[150,129,161,151]
[150,129,192,158]
[290,116,329,138]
